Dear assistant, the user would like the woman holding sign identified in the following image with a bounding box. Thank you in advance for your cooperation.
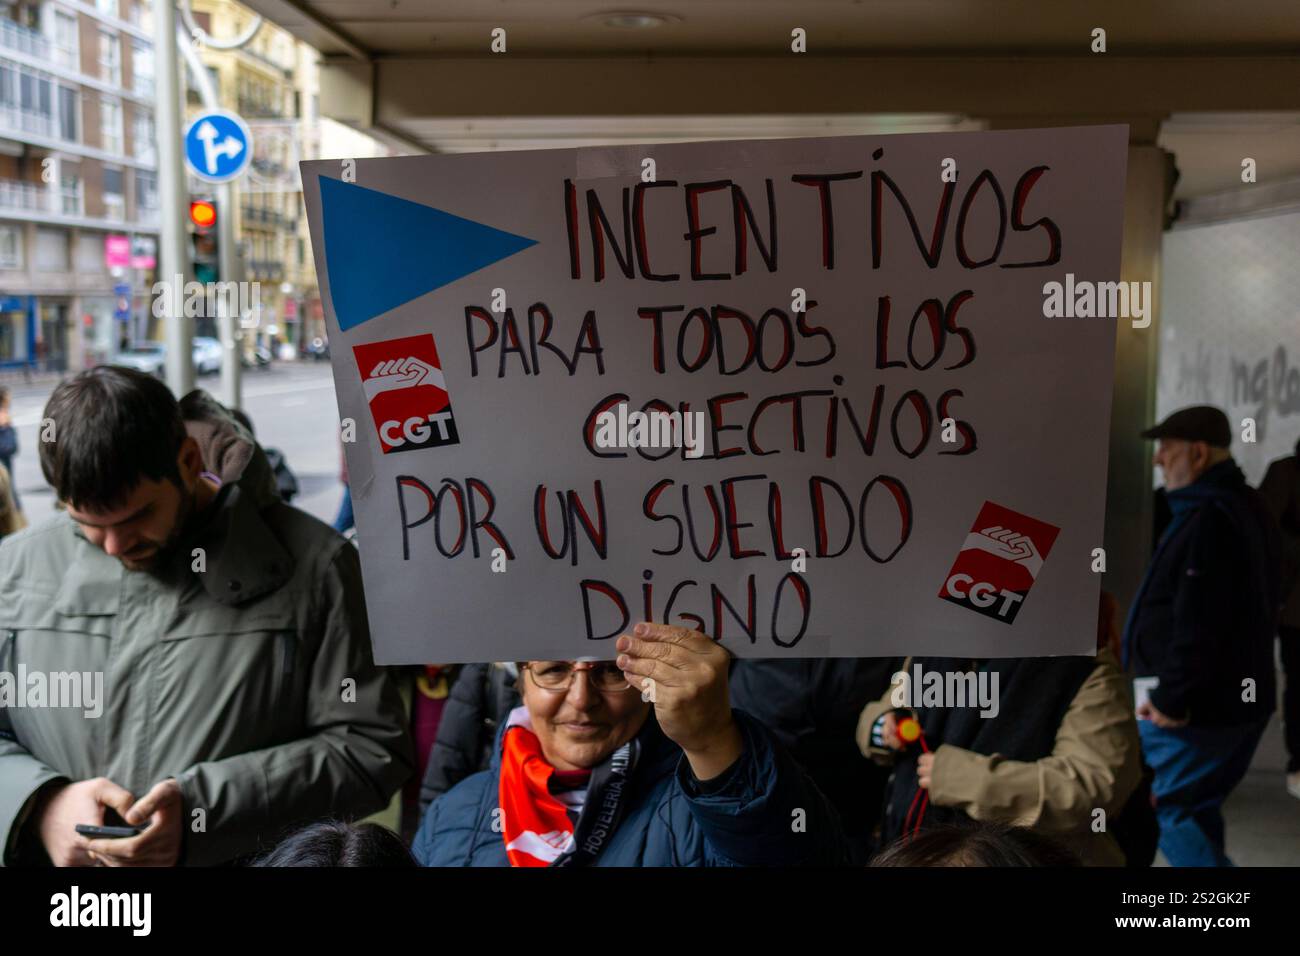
[411,623,845,866]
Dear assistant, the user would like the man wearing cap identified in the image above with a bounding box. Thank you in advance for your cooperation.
[1259,435,1300,800]
[1123,405,1283,866]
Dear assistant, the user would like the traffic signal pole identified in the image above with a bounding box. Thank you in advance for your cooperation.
[178,31,241,410]
[216,182,242,409]
[155,0,195,397]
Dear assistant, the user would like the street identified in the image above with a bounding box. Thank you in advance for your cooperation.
[6,360,345,529]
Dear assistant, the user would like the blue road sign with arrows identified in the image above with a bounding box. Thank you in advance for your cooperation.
[184,111,252,183]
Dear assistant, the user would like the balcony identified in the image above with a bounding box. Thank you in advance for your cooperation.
[247,257,284,280]
[251,156,287,178]
[0,177,80,216]
[0,17,50,60]
[241,205,291,229]
[236,96,288,120]
[0,101,58,139]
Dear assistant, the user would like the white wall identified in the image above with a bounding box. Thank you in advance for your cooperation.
[1158,208,1300,484]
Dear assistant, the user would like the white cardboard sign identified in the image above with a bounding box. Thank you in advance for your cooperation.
[301,125,1127,664]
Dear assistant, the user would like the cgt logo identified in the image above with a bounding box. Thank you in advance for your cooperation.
[939,502,1060,624]
[354,333,460,454]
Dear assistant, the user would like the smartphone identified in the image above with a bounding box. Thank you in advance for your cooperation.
[75,822,149,839]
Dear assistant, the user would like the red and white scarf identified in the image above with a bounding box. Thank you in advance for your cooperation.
[498,708,584,867]
[498,707,641,867]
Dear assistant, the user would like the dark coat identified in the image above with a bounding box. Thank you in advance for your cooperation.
[418,663,520,811]
[728,657,897,860]
[1125,460,1283,725]
[411,710,847,867]
[1259,449,1300,628]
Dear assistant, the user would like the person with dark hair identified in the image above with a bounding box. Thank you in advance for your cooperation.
[728,657,899,864]
[413,624,846,867]
[0,366,413,867]
[870,822,1081,867]
[1259,434,1300,799]
[1125,406,1283,865]
[418,662,520,813]
[253,821,416,867]
[0,385,17,512]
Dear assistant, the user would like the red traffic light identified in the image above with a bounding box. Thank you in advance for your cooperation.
[190,200,217,228]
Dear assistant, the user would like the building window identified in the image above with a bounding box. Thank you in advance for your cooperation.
[58,85,78,141]
[0,310,26,362]
[131,39,152,97]
[53,10,79,71]
[134,168,157,214]
[75,232,102,273]
[96,0,120,18]
[103,166,123,196]
[0,66,54,136]
[128,1,153,33]
[131,108,154,161]
[103,165,124,219]
[0,224,22,269]
[60,172,82,216]
[98,30,120,86]
[99,96,122,152]
[18,70,53,121]
[34,227,69,271]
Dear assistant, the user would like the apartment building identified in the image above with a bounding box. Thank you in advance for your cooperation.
[0,0,158,374]
[188,0,302,352]
[188,0,391,355]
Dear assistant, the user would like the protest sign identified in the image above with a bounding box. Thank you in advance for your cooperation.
[300,125,1127,663]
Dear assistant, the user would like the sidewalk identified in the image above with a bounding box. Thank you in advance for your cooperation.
[1221,702,1300,865]
[0,369,65,394]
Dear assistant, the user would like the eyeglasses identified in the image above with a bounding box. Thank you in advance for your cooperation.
[523,661,632,694]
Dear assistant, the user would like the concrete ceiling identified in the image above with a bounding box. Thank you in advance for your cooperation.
[240,1,1300,57]
[239,0,1300,200]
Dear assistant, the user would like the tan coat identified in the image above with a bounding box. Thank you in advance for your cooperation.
[856,649,1142,866]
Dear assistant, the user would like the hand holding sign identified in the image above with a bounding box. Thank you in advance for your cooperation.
[616,622,743,781]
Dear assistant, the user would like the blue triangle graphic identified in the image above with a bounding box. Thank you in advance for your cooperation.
[319,177,538,331]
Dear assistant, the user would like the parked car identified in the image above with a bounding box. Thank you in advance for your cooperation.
[112,339,223,378]
[192,337,224,376]
[114,343,166,377]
